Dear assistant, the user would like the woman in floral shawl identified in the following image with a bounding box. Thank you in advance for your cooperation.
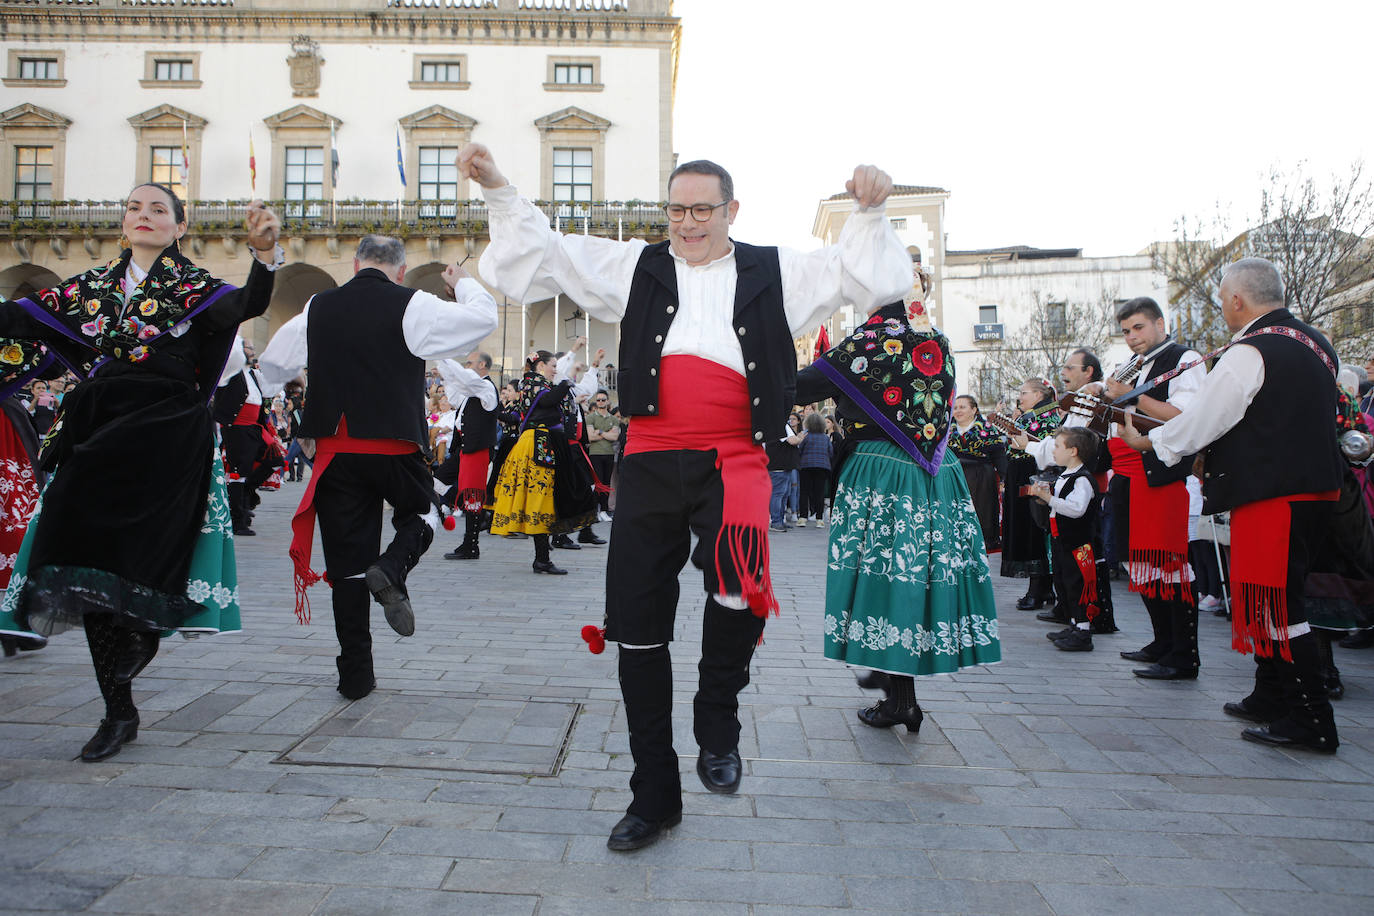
[949,394,1006,551]
[796,270,999,734]
[0,183,280,761]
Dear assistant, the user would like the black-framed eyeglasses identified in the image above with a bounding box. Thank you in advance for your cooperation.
[663,201,730,222]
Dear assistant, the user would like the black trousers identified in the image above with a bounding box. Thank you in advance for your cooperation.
[1139,594,1199,671]
[606,449,768,820]
[221,423,264,528]
[1241,500,1338,745]
[798,467,829,520]
[1050,536,1092,625]
[589,453,615,513]
[315,452,435,685]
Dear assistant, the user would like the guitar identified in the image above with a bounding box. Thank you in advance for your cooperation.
[1059,391,1166,437]
[987,412,1040,442]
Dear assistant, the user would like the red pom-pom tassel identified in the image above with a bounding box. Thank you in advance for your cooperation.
[580,625,606,654]
[441,514,457,531]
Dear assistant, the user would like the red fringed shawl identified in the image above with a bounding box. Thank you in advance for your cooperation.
[1230,490,1338,661]
[1108,438,1192,603]
[288,417,419,624]
[625,355,777,617]
[455,448,490,514]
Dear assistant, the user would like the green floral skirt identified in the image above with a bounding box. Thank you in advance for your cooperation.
[0,440,241,639]
[824,441,1001,676]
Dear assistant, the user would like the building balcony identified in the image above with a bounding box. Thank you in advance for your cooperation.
[0,199,670,244]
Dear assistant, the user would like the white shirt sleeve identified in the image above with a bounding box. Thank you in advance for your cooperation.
[478,184,646,321]
[437,360,499,411]
[400,279,499,361]
[217,334,247,386]
[778,204,913,337]
[1163,349,1206,412]
[1149,345,1265,466]
[257,301,311,392]
[1027,436,1057,470]
[570,364,599,399]
[554,349,578,383]
[1048,473,1093,519]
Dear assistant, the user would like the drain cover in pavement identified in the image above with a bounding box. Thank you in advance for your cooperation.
[274,691,579,776]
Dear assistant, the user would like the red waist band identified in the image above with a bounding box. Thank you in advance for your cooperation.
[626,355,753,455]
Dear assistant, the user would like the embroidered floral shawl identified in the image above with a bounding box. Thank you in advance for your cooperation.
[0,338,58,402]
[16,246,234,367]
[813,302,956,476]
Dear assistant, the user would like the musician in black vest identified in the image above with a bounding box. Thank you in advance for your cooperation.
[436,351,499,560]
[214,339,275,536]
[259,236,497,700]
[1014,347,1119,638]
[1103,298,1206,680]
[1122,258,1343,752]
[461,143,909,852]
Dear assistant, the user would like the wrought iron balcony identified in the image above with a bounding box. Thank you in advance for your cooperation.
[0,199,670,240]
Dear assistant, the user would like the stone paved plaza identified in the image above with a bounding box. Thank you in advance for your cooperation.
[2,487,1373,915]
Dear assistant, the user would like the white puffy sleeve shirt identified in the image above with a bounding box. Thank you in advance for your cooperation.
[478,184,912,376]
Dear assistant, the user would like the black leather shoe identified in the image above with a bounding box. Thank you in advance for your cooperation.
[1133,663,1197,680]
[364,565,414,637]
[696,748,743,794]
[338,679,376,701]
[1119,650,1158,663]
[551,534,581,550]
[532,559,568,575]
[444,546,479,560]
[81,716,138,762]
[1016,595,1049,610]
[1046,626,1077,641]
[1222,701,1272,723]
[1241,726,1337,754]
[113,631,160,684]
[1,634,46,657]
[1338,628,1374,649]
[1053,629,1093,652]
[857,700,923,733]
[577,530,607,546]
[233,527,256,537]
[1036,610,1068,624]
[606,811,682,852]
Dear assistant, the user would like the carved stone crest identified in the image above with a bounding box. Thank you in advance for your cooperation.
[288,36,323,98]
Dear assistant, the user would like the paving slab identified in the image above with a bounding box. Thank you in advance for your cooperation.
[0,491,1369,913]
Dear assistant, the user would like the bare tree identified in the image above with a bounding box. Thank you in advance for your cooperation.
[1153,161,1374,355]
[977,288,1118,408]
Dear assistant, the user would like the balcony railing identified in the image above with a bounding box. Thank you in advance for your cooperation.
[0,199,669,239]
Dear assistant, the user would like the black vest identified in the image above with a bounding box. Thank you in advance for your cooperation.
[1053,467,1099,549]
[458,377,498,453]
[618,241,794,447]
[297,269,427,444]
[211,369,265,426]
[1202,309,1343,512]
[1131,341,1195,487]
[766,432,800,471]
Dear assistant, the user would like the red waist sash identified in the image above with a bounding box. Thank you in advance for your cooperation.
[626,355,776,617]
[1109,436,1192,601]
[1231,489,1338,661]
[288,416,419,623]
[232,403,260,426]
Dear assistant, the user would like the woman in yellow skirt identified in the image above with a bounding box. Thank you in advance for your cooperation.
[491,350,597,573]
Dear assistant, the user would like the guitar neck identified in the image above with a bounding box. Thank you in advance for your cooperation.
[988,413,1041,442]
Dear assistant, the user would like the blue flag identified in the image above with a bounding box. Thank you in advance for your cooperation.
[395,130,407,189]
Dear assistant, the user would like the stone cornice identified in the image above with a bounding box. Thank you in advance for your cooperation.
[0,10,681,46]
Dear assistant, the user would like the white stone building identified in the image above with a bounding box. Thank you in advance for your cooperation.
[0,0,679,377]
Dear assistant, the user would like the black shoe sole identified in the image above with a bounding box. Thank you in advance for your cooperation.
[364,566,415,637]
[606,812,682,852]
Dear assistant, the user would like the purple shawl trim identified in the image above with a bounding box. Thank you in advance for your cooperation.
[46,282,239,379]
[0,351,57,403]
[814,355,952,477]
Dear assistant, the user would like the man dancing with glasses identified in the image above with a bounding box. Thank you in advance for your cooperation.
[458,143,910,851]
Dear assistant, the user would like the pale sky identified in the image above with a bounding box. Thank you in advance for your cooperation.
[671,0,1373,256]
